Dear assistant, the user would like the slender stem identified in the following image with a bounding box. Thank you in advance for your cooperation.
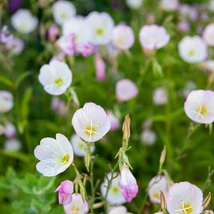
[202,168,214,191]
[89,157,95,214]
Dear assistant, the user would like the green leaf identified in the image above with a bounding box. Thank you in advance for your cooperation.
[21,87,33,120]
[0,75,13,87]
[15,72,32,89]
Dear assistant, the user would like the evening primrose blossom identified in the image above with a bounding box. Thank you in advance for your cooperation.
[0,91,13,114]
[166,181,203,214]
[34,133,74,177]
[203,23,214,46]
[38,60,72,96]
[184,90,214,124]
[108,206,132,214]
[72,102,111,142]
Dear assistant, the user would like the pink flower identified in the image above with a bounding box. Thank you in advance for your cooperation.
[95,54,106,81]
[72,102,111,142]
[48,24,59,42]
[184,90,214,124]
[4,123,16,139]
[107,110,120,130]
[116,79,138,101]
[139,25,170,51]
[203,23,214,46]
[167,182,203,214]
[57,34,76,56]
[76,43,95,57]
[118,165,138,202]
[55,180,74,205]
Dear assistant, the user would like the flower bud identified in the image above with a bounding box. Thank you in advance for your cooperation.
[122,115,131,140]
[118,165,138,202]
[203,192,211,209]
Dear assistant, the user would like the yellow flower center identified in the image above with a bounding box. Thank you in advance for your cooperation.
[60,12,67,19]
[60,154,70,164]
[176,202,193,214]
[70,205,80,213]
[196,105,207,119]
[188,49,195,57]
[153,192,160,199]
[83,123,99,139]
[96,28,104,35]
[112,186,120,194]
[55,78,64,87]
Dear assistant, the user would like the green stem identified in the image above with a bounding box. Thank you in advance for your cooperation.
[202,168,214,191]
[89,157,95,214]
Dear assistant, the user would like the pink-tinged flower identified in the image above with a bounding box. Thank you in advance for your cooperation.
[140,129,156,145]
[160,0,179,11]
[48,24,59,42]
[51,97,67,117]
[101,173,126,205]
[4,123,16,139]
[167,182,203,214]
[0,125,5,135]
[154,212,164,214]
[76,43,95,57]
[153,87,168,105]
[184,90,214,124]
[86,11,114,45]
[108,206,131,214]
[0,91,13,114]
[34,133,74,177]
[179,4,198,21]
[177,20,190,33]
[148,175,170,203]
[52,0,76,25]
[107,111,120,130]
[6,38,24,55]
[201,60,214,73]
[70,134,95,157]
[126,0,143,9]
[178,36,207,63]
[38,60,72,96]
[203,23,214,47]
[4,139,21,151]
[0,25,13,44]
[116,79,138,101]
[112,25,135,50]
[57,34,76,56]
[72,102,111,142]
[139,25,170,51]
[63,193,89,214]
[118,165,138,202]
[55,180,73,205]
[94,54,106,81]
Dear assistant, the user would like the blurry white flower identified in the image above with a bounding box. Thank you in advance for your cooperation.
[112,25,135,50]
[63,193,89,214]
[178,36,207,63]
[179,4,198,21]
[184,90,214,124]
[4,139,21,151]
[209,0,214,11]
[0,25,13,44]
[62,17,90,44]
[167,182,203,214]
[108,206,132,214]
[177,20,190,33]
[34,133,74,177]
[86,12,114,45]
[4,123,16,139]
[38,60,72,95]
[160,0,179,11]
[153,87,168,105]
[140,129,156,145]
[107,111,120,131]
[116,79,138,101]
[6,38,24,55]
[70,134,95,157]
[203,23,214,46]
[201,60,214,72]
[11,9,38,34]
[126,0,143,9]
[52,0,76,25]
[72,102,111,142]
[148,175,169,203]
[51,97,67,117]
[139,25,170,51]
[0,91,13,113]
[101,173,126,205]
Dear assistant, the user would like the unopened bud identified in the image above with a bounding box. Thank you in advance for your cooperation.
[203,192,211,209]
[160,146,166,165]
[122,114,131,140]
[160,191,167,210]
[93,202,104,209]
[204,211,214,214]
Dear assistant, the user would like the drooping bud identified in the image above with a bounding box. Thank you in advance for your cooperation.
[160,191,167,210]
[203,192,211,210]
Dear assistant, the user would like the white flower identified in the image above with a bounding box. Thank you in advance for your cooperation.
[52,0,76,25]
[38,60,72,96]
[63,193,89,214]
[126,0,143,9]
[11,9,38,34]
[72,102,111,142]
[140,129,156,145]
[70,134,95,157]
[107,111,120,131]
[178,36,207,63]
[153,87,168,105]
[0,91,13,113]
[184,90,214,124]
[166,182,203,214]
[101,173,126,205]
[62,17,90,44]
[201,60,214,72]
[6,38,24,55]
[34,133,74,177]
[148,175,170,203]
[108,206,132,214]
[4,139,21,151]
[112,25,135,50]
[86,11,114,45]
[139,25,170,51]
[203,23,214,46]
[4,123,16,139]
[160,0,179,11]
